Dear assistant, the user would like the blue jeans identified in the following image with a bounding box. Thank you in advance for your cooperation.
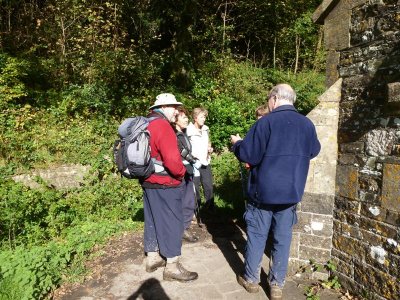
[243,202,297,287]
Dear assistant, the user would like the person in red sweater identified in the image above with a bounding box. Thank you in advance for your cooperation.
[142,93,198,282]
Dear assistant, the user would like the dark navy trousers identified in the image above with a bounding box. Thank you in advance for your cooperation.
[193,165,214,208]
[143,183,184,258]
[182,180,196,230]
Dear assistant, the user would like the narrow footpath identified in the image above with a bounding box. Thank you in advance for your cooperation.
[54,219,342,300]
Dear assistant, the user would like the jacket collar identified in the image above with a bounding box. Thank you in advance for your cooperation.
[271,104,297,113]
[148,111,168,121]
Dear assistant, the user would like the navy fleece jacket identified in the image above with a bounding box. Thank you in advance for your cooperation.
[233,105,321,205]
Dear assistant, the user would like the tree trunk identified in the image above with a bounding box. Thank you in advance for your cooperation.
[273,36,276,69]
[294,35,301,74]
[222,1,227,53]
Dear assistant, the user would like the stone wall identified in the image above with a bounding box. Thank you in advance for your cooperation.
[314,1,400,299]
[13,164,90,189]
[288,79,341,280]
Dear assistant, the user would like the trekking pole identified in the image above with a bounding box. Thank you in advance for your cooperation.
[239,163,248,207]
[194,198,202,227]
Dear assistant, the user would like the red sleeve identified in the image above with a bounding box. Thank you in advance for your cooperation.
[149,119,186,179]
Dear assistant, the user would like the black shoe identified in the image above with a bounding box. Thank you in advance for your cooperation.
[203,201,215,211]
[183,230,199,243]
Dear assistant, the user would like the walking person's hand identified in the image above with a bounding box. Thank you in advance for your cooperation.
[230,134,242,145]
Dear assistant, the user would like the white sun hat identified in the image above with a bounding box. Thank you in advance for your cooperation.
[149,93,183,109]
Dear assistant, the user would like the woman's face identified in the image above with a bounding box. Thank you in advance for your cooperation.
[194,112,206,127]
[176,112,189,130]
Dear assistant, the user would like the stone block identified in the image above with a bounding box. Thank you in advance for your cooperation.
[301,193,334,215]
[359,176,380,193]
[332,234,367,260]
[387,253,400,278]
[359,190,379,204]
[341,222,362,239]
[353,261,399,299]
[335,273,370,300]
[331,256,353,278]
[385,209,400,227]
[325,12,351,50]
[326,51,340,87]
[310,214,334,237]
[359,228,383,247]
[287,259,302,277]
[392,144,400,155]
[305,162,336,195]
[290,233,300,258]
[12,164,90,190]
[360,203,386,222]
[300,233,332,250]
[312,271,329,281]
[381,163,400,212]
[293,212,312,234]
[365,130,397,156]
[338,153,361,165]
[334,197,361,213]
[387,83,400,103]
[336,165,359,200]
[331,248,350,262]
[312,0,340,24]
[340,142,365,154]
[333,219,341,233]
[299,245,331,263]
[360,216,398,239]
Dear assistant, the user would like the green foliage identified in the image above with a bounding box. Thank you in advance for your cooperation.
[211,151,245,219]
[187,59,324,150]
[300,260,342,300]
[262,68,325,115]
[60,83,112,115]
[0,220,136,300]
[0,53,30,107]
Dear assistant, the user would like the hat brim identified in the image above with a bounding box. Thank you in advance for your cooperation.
[149,102,183,110]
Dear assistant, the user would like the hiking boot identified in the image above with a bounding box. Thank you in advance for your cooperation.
[270,284,283,300]
[145,256,166,273]
[163,261,198,282]
[237,275,259,293]
[183,230,199,243]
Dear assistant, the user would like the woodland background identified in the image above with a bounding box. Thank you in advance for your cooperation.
[0,1,326,299]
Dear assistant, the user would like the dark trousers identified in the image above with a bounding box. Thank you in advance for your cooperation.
[143,183,184,258]
[193,165,214,208]
[182,180,196,229]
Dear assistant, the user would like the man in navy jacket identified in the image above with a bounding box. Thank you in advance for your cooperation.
[231,84,320,299]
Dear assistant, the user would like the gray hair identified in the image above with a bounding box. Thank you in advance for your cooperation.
[192,107,208,119]
[268,84,296,103]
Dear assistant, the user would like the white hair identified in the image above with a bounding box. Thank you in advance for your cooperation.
[269,84,296,103]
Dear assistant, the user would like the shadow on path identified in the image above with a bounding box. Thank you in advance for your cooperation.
[201,209,273,297]
[128,278,170,300]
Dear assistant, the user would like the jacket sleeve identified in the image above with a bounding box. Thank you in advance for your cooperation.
[233,119,270,166]
[154,120,186,179]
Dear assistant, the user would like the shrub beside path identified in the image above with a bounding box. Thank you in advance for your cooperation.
[54,219,342,300]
